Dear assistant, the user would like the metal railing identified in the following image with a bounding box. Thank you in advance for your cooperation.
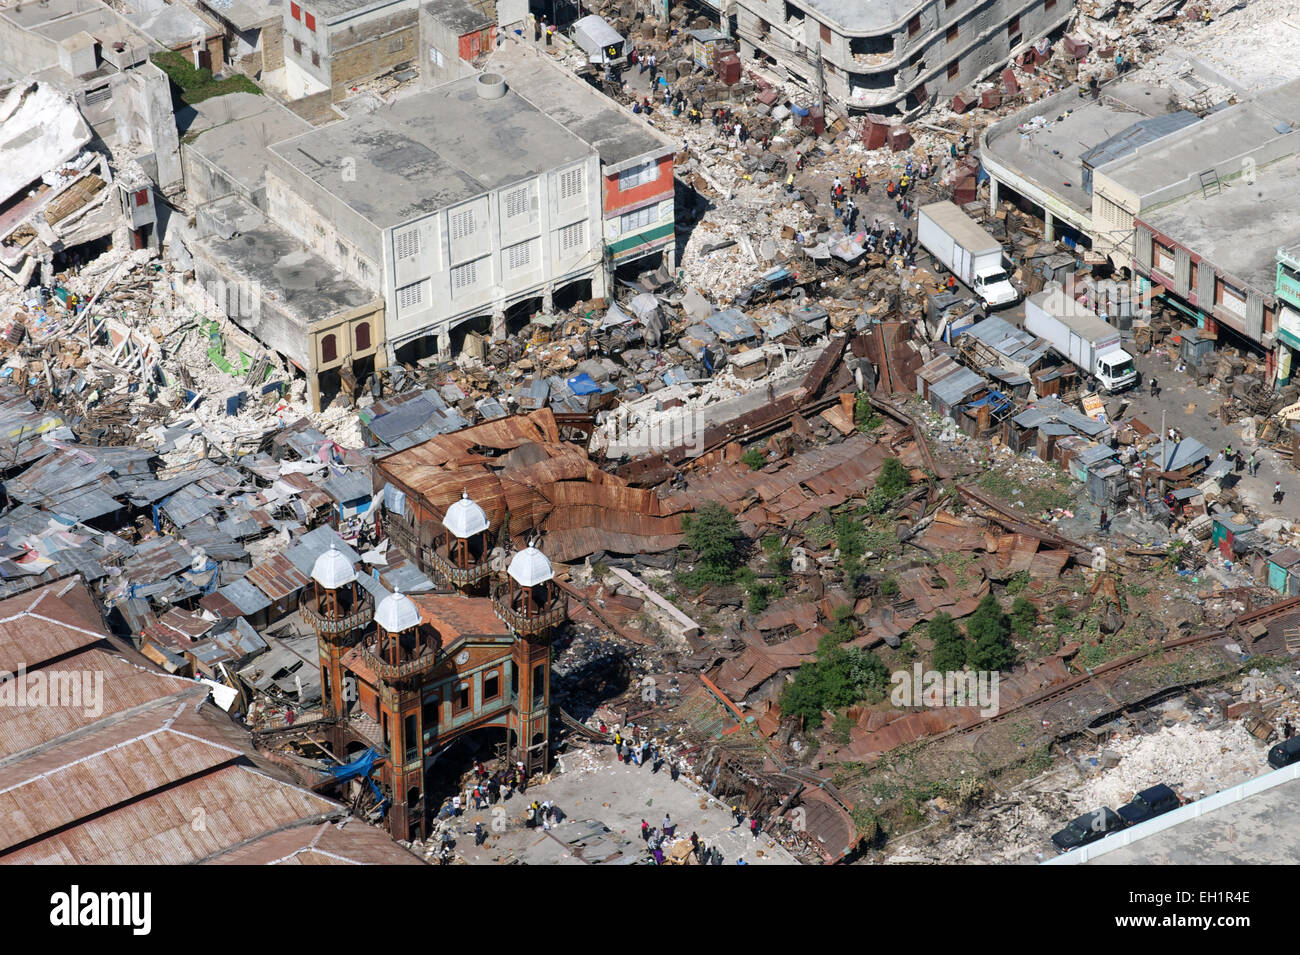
[299,591,374,636]
[492,596,568,634]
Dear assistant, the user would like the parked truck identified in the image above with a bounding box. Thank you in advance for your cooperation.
[917,201,1020,310]
[1024,287,1139,393]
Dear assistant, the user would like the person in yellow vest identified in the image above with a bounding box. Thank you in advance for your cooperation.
[785,171,795,194]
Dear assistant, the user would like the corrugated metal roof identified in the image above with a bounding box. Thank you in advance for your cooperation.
[930,366,986,406]
[1080,110,1200,169]
[210,577,271,615]
[321,469,372,504]
[245,553,310,602]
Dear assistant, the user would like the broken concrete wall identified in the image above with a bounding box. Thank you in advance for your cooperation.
[0,82,93,203]
[109,62,185,198]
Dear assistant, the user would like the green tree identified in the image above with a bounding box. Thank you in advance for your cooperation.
[876,457,910,500]
[1010,595,1038,636]
[929,612,967,672]
[681,501,743,577]
[779,644,890,727]
[966,594,1016,671]
[742,447,767,471]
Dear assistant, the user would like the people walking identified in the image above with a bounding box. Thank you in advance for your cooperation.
[1149,376,1159,398]
[1275,481,1285,505]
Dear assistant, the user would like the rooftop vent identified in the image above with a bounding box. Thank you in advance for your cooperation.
[477,73,506,100]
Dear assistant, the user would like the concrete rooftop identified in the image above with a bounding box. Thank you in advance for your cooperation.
[984,81,1180,215]
[184,92,312,198]
[194,196,378,325]
[423,0,492,34]
[798,0,921,34]
[1098,79,1300,200]
[305,0,410,25]
[198,0,282,30]
[1142,160,1300,296]
[485,39,676,169]
[270,75,594,228]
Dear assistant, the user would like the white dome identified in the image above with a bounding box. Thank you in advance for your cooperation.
[443,491,489,539]
[375,588,420,633]
[311,543,356,589]
[507,544,553,587]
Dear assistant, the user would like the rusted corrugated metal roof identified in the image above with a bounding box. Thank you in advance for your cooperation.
[245,553,310,602]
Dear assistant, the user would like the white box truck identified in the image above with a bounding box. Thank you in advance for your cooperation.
[917,201,1020,310]
[1024,286,1139,393]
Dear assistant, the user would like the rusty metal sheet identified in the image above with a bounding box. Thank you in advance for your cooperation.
[245,552,310,602]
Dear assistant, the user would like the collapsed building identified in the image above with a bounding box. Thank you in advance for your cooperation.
[0,0,183,284]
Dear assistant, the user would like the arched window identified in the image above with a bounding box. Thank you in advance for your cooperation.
[356,322,371,351]
[321,333,337,363]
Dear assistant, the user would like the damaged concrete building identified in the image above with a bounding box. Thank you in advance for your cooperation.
[281,0,420,100]
[191,0,286,79]
[715,0,1072,114]
[984,73,1300,382]
[178,73,605,407]
[486,36,678,272]
[0,0,183,284]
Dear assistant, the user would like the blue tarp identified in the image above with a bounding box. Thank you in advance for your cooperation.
[567,373,601,396]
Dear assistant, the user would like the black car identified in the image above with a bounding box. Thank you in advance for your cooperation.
[1116,784,1182,826]
[1051,807,1128,852]
[1268,736,1300,769]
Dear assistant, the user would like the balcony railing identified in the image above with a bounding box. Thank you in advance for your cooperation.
[360,643,447,683]
[492,596,568,635]
[427,550,492,587]
[299,591,374,637]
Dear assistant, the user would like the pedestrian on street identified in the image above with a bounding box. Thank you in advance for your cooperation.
[1149,376,1159,398]
[750,817,761,839]
[1275,482,1285,505]
[474,822,487,846]
[1249,452,1259,476]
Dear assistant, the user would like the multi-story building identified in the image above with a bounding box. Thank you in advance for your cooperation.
[267,72,605,362]
[281,0,419,100]
[486,36,678,273]
[1275,246,1300,386]
[180,73,605,407]
[723,0,1072,114]
[302,498,565,843]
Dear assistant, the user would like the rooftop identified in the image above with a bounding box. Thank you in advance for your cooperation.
[795,0,921,35]
[197,0,282,30]
[484,38,675,169]
[303,0,410,25]
[182,92,312,199]
[423,0,492,34]
[191,196,379,333]
[1142,160,1300,296]
[1056,768,1300,865]
[1097,79,1300,200]
[270,75,594,228]
[983,81,1182,215]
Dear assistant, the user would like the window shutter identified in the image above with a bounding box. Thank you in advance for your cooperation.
[1135,227,1153,269]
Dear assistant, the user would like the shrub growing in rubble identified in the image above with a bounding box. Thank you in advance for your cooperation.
[854,394,883,432]
[742,448,767,471]
[929,613,967,672]
[876,457,910,500]
[1010,596,1038,637]
[781,644,889,728]
[966,595,1017,672]
[681,501,743,581]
